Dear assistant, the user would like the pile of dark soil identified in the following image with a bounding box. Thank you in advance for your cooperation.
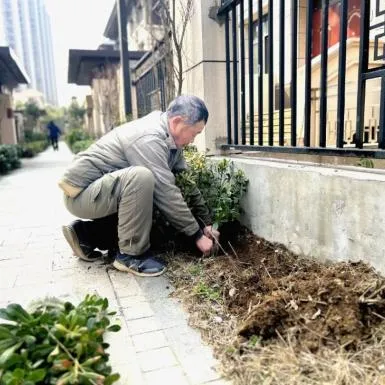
[166,230,385,384]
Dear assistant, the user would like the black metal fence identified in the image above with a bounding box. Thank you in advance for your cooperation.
[218,0,385,158]
[135,59,167,118]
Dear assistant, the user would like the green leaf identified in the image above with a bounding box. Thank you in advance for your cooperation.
[0,341,23,366]
[107,311,117,316]
[56,371,74,385]
[0,304,31,323]
[48,345,60,358]
[31,359,44,369]
[1,353,23,369]
[102,298,109,310]
[82,355,101,366]
[107,325,121,332]
[0,326,15,340]
[23,335,36,346]
[12,367,25,379]
[86,317,96,330]
[26,368,46,382]
[0,338,18,352]
[104,373,120,385]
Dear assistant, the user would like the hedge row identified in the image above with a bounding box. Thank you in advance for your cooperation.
[0,141,49,175]
[0,145,21,175]
[65,128,94,154]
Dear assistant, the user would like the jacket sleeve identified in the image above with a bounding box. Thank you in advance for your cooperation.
[173,152,213,228]
[124,135,201,236]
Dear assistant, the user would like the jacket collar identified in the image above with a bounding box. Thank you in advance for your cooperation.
[160,112,178,150]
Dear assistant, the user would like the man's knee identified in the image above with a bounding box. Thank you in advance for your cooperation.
[121,166,155,190]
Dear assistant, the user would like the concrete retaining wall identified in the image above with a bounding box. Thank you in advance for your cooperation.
[221,156,385,275]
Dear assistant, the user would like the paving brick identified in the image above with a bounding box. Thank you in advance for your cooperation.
[143,366,190,385]
[105,332,136,365]
[149,297,188,328]
[122,302,154,320]
[126,316,162,335]
[163,325,206,359]
[0,247,24,258]
[113,362,145,385]
[14,270,55,286]
[180,353,221,385]
[136,275,175,300]
[119,295,147,307]
[201,379,232,385]
[132,330,168,352]
[109,270,144,297]
[137,347,178,372]
[0,267,17,289]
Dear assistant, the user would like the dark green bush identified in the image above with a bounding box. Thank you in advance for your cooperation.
[0,295,121,384]
[0,145,21,175]
[65,129,92,149]
[24,130,48,143]
[20,141,49,158]
[72,139,94,154]
[176,148,249,227]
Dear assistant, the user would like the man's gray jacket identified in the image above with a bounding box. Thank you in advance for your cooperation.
[61,111,211,237]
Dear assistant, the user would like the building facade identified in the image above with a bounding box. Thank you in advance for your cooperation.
[0,0,58,105]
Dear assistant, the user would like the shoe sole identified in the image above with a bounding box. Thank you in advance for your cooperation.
[113,260,166,277]
[62,225,99,262]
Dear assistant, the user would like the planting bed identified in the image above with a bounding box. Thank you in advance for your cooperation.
[166,230,385,385]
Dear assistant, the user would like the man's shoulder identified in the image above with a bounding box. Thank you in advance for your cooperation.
[116,111,165,138]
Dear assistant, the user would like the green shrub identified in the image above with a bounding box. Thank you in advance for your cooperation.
[65,129,92,148]
[0,295,121,385]
[176,148,248,227]
[72,139,94,154]
[24,130,48,143]
[20,141,49,158]
[357,158,374,168]
[0,145,21,175]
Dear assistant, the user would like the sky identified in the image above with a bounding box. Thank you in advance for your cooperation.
[44,0,116,107]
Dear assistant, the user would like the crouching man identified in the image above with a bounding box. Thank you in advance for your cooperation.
[59,95,219,277]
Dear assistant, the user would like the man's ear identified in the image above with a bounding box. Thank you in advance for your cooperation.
[170,116,183,125]
[169,116,183,132]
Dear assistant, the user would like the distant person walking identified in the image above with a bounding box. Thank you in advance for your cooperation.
[47,121,62,150]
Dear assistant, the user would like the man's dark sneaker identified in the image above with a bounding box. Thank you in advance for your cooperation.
[62,220,102,262]
[113,252,166,277]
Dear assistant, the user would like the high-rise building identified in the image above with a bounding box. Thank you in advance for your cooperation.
[0,0,58,105]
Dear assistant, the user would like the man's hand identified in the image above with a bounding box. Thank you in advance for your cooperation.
[196,235,214,256]
[203,225,220,242]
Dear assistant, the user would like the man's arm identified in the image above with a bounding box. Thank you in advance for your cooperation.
[125,136,214,255]
[125,136,201,236]
[172,151,220,244]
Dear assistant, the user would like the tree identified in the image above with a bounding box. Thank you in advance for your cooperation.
[67,97,86,128]
[40,105,66,129]
[22,99,46,131]
[154,0,194,96]
[91,64,120,134]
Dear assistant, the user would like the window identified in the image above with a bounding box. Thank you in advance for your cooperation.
[252,16,269,75]
[151,0,163,25]
[136,2,144,24]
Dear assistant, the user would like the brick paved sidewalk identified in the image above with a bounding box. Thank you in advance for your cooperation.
[0,143,230,385]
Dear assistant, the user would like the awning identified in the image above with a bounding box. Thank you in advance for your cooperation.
[67,49,146,85]
[0,47,30,88]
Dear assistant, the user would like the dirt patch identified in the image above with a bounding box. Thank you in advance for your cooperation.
[166,230,385,384]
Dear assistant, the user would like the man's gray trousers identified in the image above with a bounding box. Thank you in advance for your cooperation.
[64,166,154,255]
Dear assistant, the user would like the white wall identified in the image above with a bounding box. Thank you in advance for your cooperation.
[222,156,385,275]
[0,93,17,144]
[177,0,227,154]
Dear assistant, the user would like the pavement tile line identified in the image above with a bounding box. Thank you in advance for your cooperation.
[0,143,229,385]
